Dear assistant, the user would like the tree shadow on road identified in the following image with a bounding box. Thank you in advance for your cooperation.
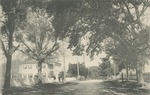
[100,80,150,95]
[2,82,79,95]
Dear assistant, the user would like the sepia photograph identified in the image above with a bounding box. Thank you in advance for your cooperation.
[0,0,150,95]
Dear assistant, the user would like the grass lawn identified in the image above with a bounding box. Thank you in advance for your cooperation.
[2,80,150,95]
[102,80,150,95]
[2,82,65,94]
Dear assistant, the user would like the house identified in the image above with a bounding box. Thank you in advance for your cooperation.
[143,63,150,73]
[0,50,5,89]
[11,60,22,79]
[11,59,62,86]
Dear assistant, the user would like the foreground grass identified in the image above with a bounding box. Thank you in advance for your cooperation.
[2,82,73,94]
[2,80,150,95]
[101,80,150,95]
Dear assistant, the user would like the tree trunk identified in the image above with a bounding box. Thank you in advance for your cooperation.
[2,12,15,89]
[37,60,43,86]
[135,66,138,83]
[136,65,145,86]
[3,27,13,89]
[3,55,12,89]
[121,72,124,82]
[137,66,145,84]
[126,65,129,81]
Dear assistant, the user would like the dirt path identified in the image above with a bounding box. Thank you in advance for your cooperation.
[56,80,120,95]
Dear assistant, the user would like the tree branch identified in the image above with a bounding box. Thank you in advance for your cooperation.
[41,37,50,53]
[137,46,149,54]
[44,42,59,59]
[0,38,8,57]
[20,39,38,58]
[1,24,10,37]
[9,44,20,55]
[139,0,150,17]
[17,49,38,60]
[122,1,132,16]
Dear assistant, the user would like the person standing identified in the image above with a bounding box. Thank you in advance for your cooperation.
[62,76,64,83]
[53,76,56,80]
[58,74,61,82]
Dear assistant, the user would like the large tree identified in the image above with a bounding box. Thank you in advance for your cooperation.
[104,29,150,82]
[16,8,60,85]
[0,0,29,88]
[0,0,51,88]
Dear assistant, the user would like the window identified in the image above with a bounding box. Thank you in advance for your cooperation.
[48,74,51,78]
[43,73,46,77]
[28,74,33,78]
[28,65,32,69]
[23,74,27,78]
[24,65,27,69]
[50,71,54,77]
[48,64,53,69]
[19,73,22,79]
[142,66,145,71]
[12,73,16,79]
[42,65,46,68]
[34,75,38,78]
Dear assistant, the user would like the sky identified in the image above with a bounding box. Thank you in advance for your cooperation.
[60,48,107,69]
[57,38,107,70]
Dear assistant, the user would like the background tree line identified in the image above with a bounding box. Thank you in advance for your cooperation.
[67,62,88,78]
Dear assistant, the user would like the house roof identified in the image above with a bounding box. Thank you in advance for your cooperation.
[22,59,37,64]
[53,62,62,66]
[12,60,23,64]
[45,59,62,66]
[20,59,62,66]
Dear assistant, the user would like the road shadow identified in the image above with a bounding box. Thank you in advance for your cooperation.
[2,82,79,95]
[100,80,150,95]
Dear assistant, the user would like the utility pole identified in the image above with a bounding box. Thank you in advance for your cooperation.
[88,66,89,78]
[113,40,116,79]
[63,41,66,83]
[77,56,79,79]
[114,62,116,79]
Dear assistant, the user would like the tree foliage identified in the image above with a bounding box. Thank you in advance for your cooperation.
[67,62,88,77]
[16,8,59,60]
[99,57,114,77]
[88,66,100,79]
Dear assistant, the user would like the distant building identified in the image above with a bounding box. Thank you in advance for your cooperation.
[18,60,61,79]
[143,63,150,73]
[11,59,62,86]
[117,62,150,82]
